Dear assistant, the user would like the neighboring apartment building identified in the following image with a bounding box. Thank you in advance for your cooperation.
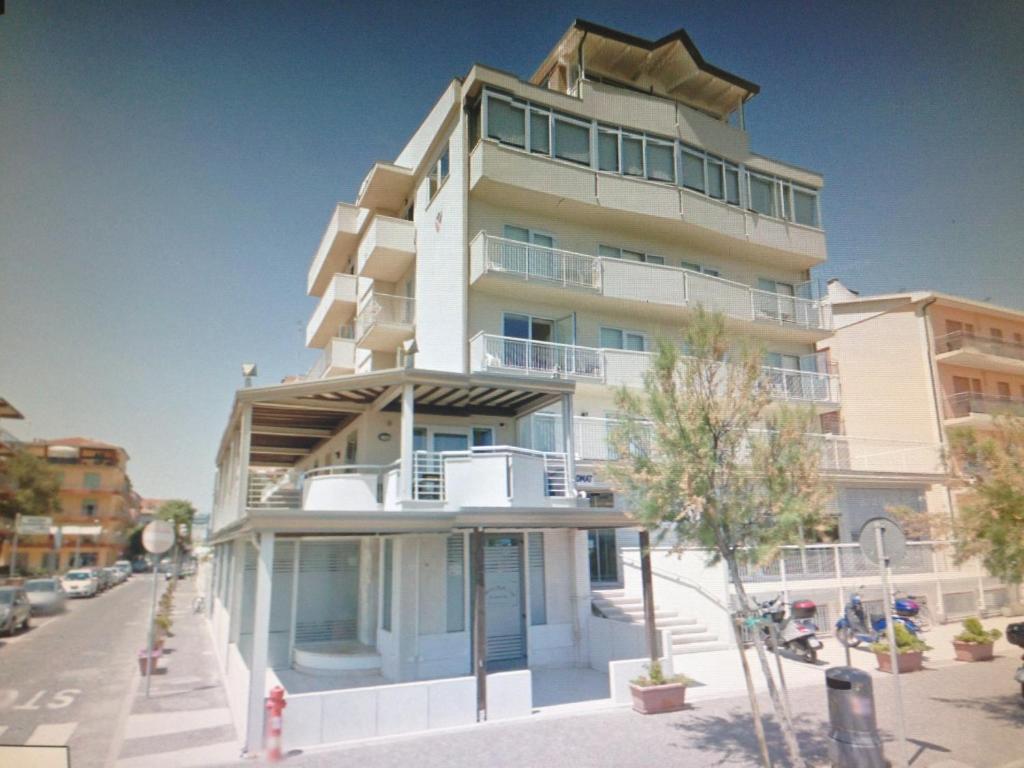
[206,20,947,752]
[7,437,136,571]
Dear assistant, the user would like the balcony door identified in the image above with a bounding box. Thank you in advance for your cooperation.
[502,225,556,281]
[503,312,554,372]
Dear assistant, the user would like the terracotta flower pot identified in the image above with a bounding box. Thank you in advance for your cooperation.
[137,649,161,676]
[953,641,994,662]
[875,650,923,673]
[630,682,687,714]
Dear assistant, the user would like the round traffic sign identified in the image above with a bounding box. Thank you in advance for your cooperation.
[142,520,176,554]
[858,517,906,567]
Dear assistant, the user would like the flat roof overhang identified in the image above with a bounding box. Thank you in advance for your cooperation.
[355,163,416,215]
[219,368,577,468]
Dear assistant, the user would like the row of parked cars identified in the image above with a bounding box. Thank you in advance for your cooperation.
[0,560,135,636]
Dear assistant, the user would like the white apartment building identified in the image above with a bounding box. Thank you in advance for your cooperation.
[207,20,951,753]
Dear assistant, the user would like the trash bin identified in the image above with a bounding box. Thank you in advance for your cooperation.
[826,666,886,767]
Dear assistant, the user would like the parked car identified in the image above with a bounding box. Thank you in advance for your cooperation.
[114,560,133,580]
[104,566,125,586]
[61,569,99,598]
[23,578,67,615]
[131,559,150,574]
[95,568,113,591]
[0,587,32,634]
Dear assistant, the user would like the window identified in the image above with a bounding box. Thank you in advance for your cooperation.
[600,327,646,352]
[945,320,963,335]
[597,128,619,172]
[725,166,741,205]
[446,534,464,632]
[344,432,358,464]
[487,95,525,147]
[84,472,101,489]
[792,187,818,227]
[599,244,663,265]
[82,500,98,517]
[991,328,1004,340]
[749,174,776,216]
[552,115,590,165]
[997,382,1011,399]
[381,539,394,632]
[528,533,546,625]
[529,109,550,154]
[428,145,450,198]
[681,149,705,193]
[645,139,675,183]
[472,427,494,447]
[707,158,724,199]
[680,261,720,277]
[622,134,644,176]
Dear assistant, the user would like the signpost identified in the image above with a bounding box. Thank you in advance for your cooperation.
[858,517,910,768]
[142,520,175,696]
[9,515,52,578]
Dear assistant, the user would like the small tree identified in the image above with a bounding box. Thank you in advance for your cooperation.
[607,308,831,768]
[0,449,62,522]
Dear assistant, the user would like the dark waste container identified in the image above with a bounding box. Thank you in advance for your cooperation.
[826,666,886,767]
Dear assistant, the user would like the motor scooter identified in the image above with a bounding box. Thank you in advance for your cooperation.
[1006,622,1024,698]
[834,591,921,647]
[757,595,823,663]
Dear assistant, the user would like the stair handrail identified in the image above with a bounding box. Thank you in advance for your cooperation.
[619,559,731,613]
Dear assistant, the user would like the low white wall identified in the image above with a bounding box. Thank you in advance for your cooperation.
[224,643,250,742]
[303,474,379,511]
[528,623,576,667]
[588,615,652,671]
[278,670,532,750]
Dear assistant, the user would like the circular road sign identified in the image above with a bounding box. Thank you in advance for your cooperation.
[142,520,176,554]
[858,517,906,567]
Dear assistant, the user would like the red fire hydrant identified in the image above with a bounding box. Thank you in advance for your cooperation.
[264,686,287,762]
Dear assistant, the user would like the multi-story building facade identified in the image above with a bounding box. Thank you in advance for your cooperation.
[206,20,950,752]
[7,437,136,571]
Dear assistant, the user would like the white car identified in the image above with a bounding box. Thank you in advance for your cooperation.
[114,560,132,580]
[61,569,99,598]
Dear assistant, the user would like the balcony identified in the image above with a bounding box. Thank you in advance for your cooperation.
[521,414,945,477]
[355,292,414,351]
[297,448,573,512]
[305,274,360,348]
[469,140,827,269]
[935,331,1024,376]
[306,333,356,380]
[946,392,1024,428]
[470,234,831,337]
[308,204,369,297]
[470,333,840,408]
[356,216,416,282]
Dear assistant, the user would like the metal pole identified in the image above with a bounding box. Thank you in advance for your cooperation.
[10,514,19,578]
[876,525,909,768]
[145,553,160,697]
[471,529,487,721]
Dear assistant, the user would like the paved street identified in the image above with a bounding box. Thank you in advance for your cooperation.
[0,576,152,768]
[219,650,1024,768]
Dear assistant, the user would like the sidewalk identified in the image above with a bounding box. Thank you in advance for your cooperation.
[111,576,242,768]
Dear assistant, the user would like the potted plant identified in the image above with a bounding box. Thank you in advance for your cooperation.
[629,660,692,714]
[152,614,172,649]
[953,617,1001,662]
[138,647,161,675]
[871,622,931,673]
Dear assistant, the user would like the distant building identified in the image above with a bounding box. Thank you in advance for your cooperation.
[2,437,136,571]
[138,497,169,526]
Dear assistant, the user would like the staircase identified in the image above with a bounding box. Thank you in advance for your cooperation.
[592,588,728,655]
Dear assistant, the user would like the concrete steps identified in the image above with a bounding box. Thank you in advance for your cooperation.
[592,587,727,655]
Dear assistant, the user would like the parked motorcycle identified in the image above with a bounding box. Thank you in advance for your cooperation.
[835,592,921,647]
[1007,622,1024,698]
[757,595,823,663]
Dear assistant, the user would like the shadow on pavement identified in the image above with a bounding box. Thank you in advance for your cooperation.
[929,693,1024,727]
[672,709,834,766]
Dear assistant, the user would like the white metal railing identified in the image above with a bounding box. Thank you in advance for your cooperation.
[521,413,944,475]
[355,293,415,339]
[413,451,445,501]
[946,392,1024,419]
[246,470,299,509]
[473,233,831,331]
[473,333,840,404]
[935,330,1024,363]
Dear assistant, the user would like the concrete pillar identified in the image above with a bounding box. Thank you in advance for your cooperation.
[399,384,415,500]
[561,393,576,495]
[245,532,275,754]
[569,529,592,666]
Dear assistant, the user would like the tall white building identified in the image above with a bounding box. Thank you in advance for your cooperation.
[207,20,947,752]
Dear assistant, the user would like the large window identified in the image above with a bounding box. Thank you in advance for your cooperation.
[553,115,590,165]
[597,128,619,172]
[645,139,675,183]
[681,149,706,193]
[748,173,776,216]
[529,109,550,154]
[792,186,818,227]
[487,96,525,147]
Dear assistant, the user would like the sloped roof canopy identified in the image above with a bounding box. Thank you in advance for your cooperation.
[531,19,759,120]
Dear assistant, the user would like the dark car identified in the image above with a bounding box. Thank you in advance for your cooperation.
[0,587,32,635]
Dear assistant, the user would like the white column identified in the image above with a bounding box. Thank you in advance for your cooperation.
[245,531,275,754]
[569,529,591,666]
[399,384,415,500]
[237,404,253,518]
[561,393,576,496]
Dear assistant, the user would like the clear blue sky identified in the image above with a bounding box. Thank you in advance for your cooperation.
[1,1,1021,511]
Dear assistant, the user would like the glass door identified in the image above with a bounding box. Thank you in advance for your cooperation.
[588,529,619,584]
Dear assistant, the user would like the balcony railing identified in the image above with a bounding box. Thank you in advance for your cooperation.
[355,293,415,339]
[472,333,840,405]
[935,331,1024,363]
[521,414,945,475]
[947,392,1024,419]
[473,233,831,332]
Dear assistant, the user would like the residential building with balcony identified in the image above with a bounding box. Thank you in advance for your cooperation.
[206,20,959,752]
[1,437,135,572]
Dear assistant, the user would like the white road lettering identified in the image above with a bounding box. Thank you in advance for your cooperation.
[47,690,81,710]
[13,690,46,710]
[0,690,17,710]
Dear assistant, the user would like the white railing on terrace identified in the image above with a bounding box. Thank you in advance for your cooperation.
[521,413,945,475]
[246,470,299,509]
[472,333,840,404]
[935,330,1024,363]
[355,293,415,338]
[473,233,831,331]
[297,446,573,503]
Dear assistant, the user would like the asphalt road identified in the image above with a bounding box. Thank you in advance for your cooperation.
[0,575,153,768]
